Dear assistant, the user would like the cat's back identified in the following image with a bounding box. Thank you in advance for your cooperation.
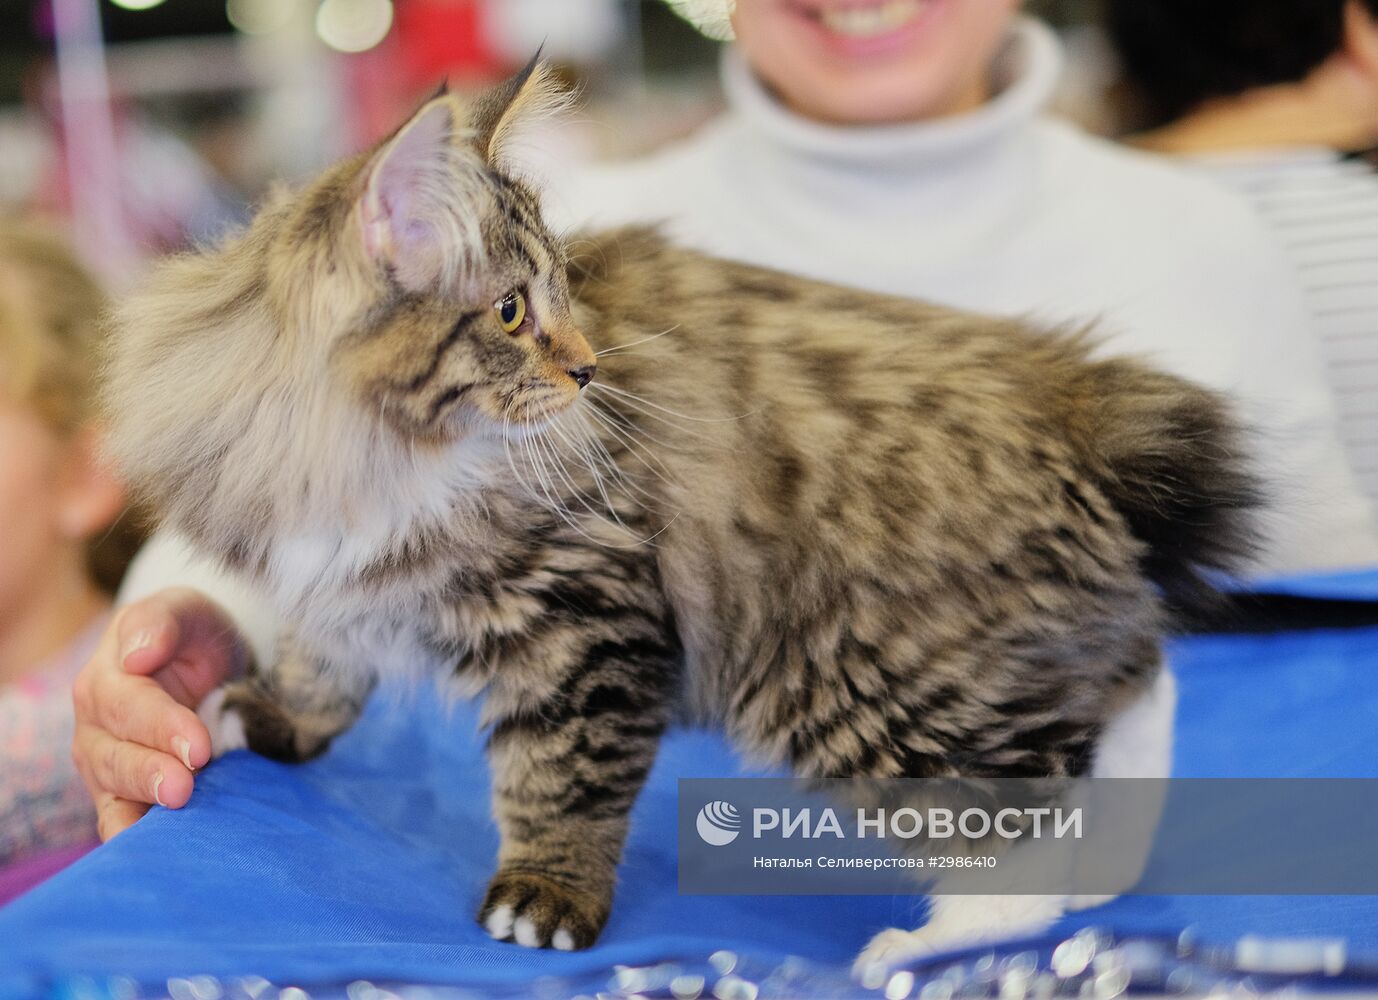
[572,226,1101,454]
[571,227,1144,607]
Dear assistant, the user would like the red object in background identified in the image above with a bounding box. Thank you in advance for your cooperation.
[395,0,509,89]
[345,0,514,149]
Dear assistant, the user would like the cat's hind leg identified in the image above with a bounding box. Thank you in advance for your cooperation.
[854,666,1177,974]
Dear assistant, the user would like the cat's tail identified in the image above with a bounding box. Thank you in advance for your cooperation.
[1075,358,1266,611]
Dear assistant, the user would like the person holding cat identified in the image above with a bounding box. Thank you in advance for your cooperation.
[73,0,1373,954]
[0,223,128,895]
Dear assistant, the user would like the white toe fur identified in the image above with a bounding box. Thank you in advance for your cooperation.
[854,928,931,976]
[196,687,248,758]
[552,928,575,951]
[513,916,541,948]
[857,894,1071,975]
[484,904,514,940]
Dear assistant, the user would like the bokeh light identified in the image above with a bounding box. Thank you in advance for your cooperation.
[315,0,394,53]
[226,0,297,36]
[108,0,169,10]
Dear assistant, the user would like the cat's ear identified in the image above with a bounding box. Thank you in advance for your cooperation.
[358,96,482,290]
[468,53,570,169]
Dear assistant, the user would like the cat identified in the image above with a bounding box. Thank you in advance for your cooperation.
[103,61,1260,969]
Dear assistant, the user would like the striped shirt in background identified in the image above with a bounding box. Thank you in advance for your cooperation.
[1198,149,1378,506]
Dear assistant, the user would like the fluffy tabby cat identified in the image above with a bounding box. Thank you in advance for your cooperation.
[103,63,1260,967]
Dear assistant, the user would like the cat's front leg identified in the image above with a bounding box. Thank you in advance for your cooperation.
[477,610,678,951]
[199,635,375,764]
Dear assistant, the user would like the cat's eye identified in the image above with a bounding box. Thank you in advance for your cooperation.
[495,290,528,334]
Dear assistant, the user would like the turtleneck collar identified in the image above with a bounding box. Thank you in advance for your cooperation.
[720,17,1063,171]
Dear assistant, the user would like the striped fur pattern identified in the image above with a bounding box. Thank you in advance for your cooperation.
[103,65,1261,955]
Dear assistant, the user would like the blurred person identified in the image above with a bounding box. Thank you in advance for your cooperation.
[1107,0,1378,505]
[75,0,1378,857]
[0,222,128,897]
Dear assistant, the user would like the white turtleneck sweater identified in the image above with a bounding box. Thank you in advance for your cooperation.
[124,20,1378,666]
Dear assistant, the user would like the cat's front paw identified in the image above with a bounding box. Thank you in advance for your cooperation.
[478,870,609,951]
[201,681,333,764]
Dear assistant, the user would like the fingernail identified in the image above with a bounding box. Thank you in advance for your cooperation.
[121,629,153,663]
[151,771,167,808]
[172,736,193,771]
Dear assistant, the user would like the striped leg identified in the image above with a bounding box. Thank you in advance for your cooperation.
[477,615,677,951]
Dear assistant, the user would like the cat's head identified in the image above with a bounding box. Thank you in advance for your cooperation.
[313,60,596,437]
[335,61,598,440]
[113,58,593,442]
[104,61,595,547]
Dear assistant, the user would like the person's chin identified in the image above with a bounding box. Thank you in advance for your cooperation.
[786,72,953,126]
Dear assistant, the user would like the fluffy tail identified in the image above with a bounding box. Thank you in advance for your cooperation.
[1074,359,1265,610]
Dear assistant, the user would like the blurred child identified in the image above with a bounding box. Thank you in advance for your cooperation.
[0,222,128,892]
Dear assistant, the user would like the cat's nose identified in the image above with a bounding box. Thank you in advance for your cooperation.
[568,365,596,389]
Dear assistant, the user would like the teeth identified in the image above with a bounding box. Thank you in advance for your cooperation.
[820,0,925,38]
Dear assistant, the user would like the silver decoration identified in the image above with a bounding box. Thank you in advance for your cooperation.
[670,974,706,999]
[710,973,757,1000]
[708,951,738,977]
[44,928,1378,999]
[885,970,916,999]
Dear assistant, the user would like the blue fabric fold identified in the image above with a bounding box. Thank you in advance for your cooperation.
[2,572,1376,997]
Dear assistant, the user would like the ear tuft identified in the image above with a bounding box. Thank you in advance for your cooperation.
[359,97,484,291]
[469,55,572,169]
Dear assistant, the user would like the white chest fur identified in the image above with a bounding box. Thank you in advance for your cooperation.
[260,433,502,683]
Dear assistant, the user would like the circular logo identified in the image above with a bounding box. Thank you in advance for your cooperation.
[696,800,741,846]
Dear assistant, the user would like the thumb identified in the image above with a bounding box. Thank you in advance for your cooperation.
[116,588,248,703]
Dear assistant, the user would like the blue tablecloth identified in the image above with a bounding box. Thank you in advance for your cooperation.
[3,572,1377,998]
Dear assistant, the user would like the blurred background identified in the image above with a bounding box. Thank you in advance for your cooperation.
[0,0,1110,286]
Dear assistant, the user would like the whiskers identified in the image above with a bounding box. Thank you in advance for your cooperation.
[494,316,759,549]
[498,392,680,550]
[595,324,681,358]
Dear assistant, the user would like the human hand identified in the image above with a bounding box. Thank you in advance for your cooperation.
[72,588,248,840]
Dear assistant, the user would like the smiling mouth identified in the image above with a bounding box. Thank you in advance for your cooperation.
[800,0,930,38]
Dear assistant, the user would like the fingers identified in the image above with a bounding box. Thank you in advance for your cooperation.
[76,726,192,844]
[86,666,212,771]
[113,588,246,688]
[70,587,251,841]
[113,593,184,677]
[80,720,197,806]
[94,794,150,843]
[77,587,247,770]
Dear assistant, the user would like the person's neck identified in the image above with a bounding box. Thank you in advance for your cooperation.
[0,559,109,686]
[1133,63,1378,156]
[783,74,991,127]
